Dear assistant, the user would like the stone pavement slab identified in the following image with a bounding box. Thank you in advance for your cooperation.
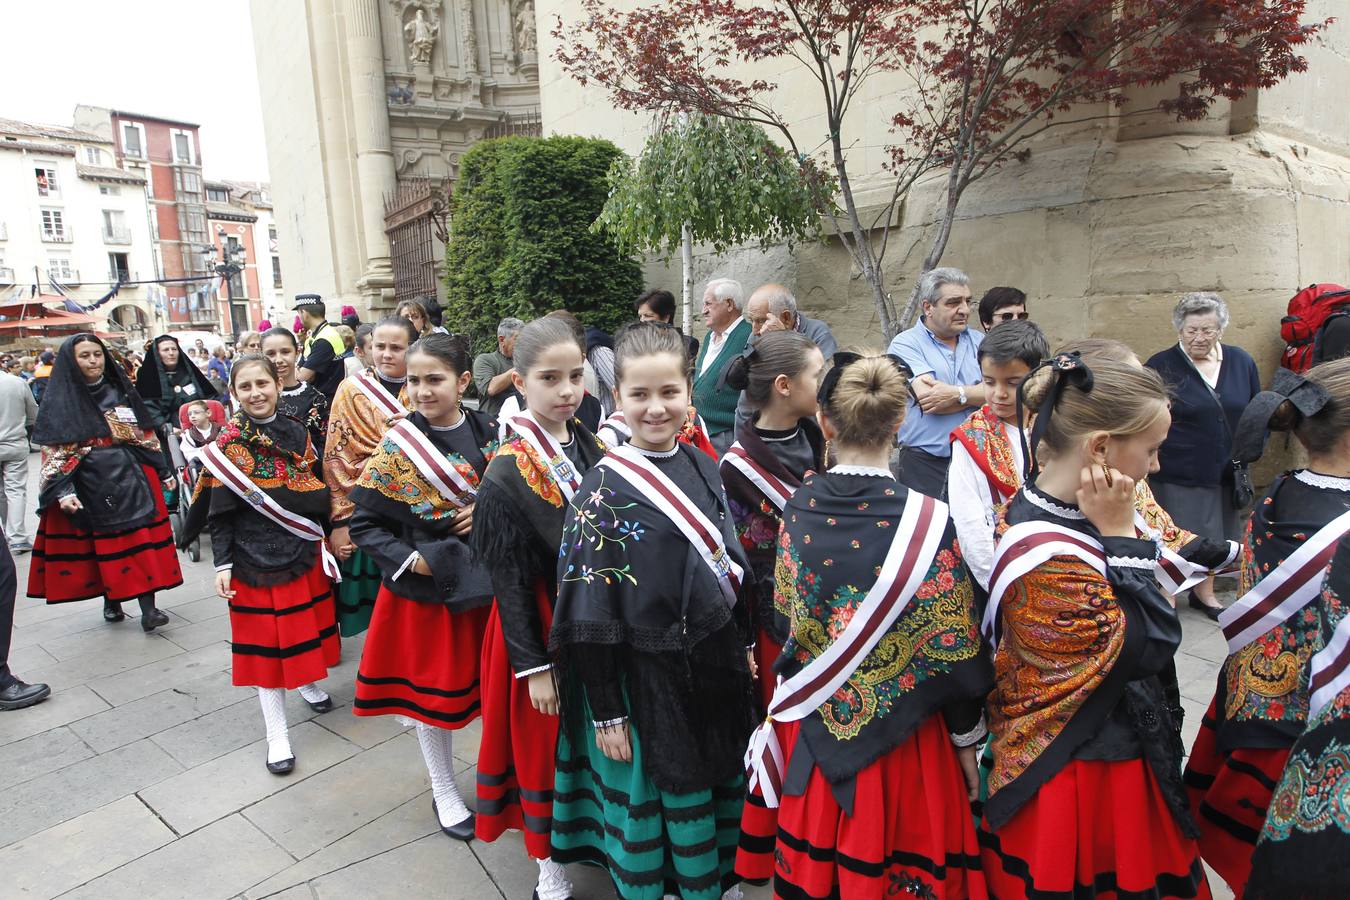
[67,669,253,753]
[0,683,109,746]
[141,720,361,835]
[0,725,93,791]
[88,640,232,706]
[0,794,175,899]
[60,813,296,900]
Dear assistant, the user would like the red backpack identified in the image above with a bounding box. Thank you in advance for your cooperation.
[1280,283,1350,373]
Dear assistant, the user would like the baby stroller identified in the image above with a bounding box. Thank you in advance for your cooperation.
[173,399,228,562]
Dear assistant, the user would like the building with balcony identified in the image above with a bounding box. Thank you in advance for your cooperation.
[74,105,213,331]
[0,117,162,346]
[207,180,285,327]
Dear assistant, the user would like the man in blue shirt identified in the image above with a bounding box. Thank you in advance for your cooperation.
[886,267,986,497]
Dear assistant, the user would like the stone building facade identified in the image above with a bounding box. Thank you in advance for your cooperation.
[536,0,1350,379]
[250,0,541,315]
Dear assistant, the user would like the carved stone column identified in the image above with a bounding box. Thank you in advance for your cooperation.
[309,0,365,297]
[460,0,478,75]
[342,0,398,305]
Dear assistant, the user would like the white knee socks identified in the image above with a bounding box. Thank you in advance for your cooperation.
[415,722,470,827]
[535,857,573,900]
[257,687,292,764]
[297,682,329,705]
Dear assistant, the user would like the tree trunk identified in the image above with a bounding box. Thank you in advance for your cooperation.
[830,139,894,340]
[897,178,963,329]
[681,222,693,335]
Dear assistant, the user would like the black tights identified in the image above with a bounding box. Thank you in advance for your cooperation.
[104,593,158,615]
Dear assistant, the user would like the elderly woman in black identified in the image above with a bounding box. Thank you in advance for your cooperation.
[1146,292,1262,619]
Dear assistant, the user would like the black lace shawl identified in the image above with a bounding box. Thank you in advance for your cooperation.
[32,333,157,445]
[550,443,757,794]
[135,335,218,426]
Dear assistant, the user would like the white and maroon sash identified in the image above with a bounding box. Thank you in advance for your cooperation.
[350,369,406,419]
[1310,612,1350,720]
[597,410,631,449]
[200,442,342,582]
[1134,512,1240,597]
[596,444,744,604]
[1218,509,1350,655]
[507,411,583,503]
[723,442,798,513]
[984,521,1108,645]
[385,418,477,508]
[744,491,947,807]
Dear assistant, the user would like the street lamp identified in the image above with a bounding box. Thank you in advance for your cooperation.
[214,230,247,336]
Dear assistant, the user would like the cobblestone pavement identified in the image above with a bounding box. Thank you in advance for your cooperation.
[0,451,1233,899]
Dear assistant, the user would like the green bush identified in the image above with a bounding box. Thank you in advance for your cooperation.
[444,135,644,351]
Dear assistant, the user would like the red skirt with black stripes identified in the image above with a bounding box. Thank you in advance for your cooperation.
[474,583,559,859]
[754,715,987,900]
[1183,695,1290,897]
[353,585,489,729]
[980,758,1210,900]
[28,465,183,604]
[228,559,340,689]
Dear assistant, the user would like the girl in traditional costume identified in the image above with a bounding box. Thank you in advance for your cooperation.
[323,317,416,636]
[349,334,497,842]
[549,322,758,900]
[29,334,183,630]
[1247,534,1350,898]
[470,316,606,900]
[979,354,1208,899]
[262,327,331,456]
[597,404,719,458]
[738,352,992,899]
[1184,359,1350,896]
[717,330,825,709]
[187,356,339,775]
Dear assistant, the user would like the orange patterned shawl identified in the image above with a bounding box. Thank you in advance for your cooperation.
[322,370,411,521]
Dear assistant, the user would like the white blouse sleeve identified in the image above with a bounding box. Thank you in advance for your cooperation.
[946,440,997,591]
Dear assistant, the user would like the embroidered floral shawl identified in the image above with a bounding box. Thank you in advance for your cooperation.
[775,472,991,783]
[322,369,411,522]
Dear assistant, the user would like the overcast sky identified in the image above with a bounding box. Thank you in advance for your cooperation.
[0,1,270,181]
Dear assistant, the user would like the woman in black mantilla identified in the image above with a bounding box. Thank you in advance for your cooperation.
[28,334,182,630]
[737,353,992,899]
[136,334,219,427]
[550,323,757,900]
[348,334,497,843]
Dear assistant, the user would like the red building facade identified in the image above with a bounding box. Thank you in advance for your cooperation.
[104,111,212,329]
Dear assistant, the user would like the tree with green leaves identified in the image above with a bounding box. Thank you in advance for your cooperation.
[444,135,644,349]
[594,113,826,333]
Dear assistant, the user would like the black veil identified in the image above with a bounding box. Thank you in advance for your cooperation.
[31,333,157,445]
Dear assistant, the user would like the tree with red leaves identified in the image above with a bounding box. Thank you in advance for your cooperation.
[554,0,1329,338]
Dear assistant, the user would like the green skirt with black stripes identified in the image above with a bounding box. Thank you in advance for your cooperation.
[551,702,744,899]
[334,548,381,637]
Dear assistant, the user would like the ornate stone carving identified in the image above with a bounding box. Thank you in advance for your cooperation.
[459,0,479,75]
[513,0,536,54]
[403,7,439,64]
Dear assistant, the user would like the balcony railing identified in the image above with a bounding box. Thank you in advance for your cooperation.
[0,267,13,285]
[103,226,133,245]
[40,227,72,243]
[0,223,8,240]
[108,270,137,283]
[51,270,80,285]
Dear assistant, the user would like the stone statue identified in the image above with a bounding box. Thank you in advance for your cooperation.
[514,0,536,54]
[404,8,439,64]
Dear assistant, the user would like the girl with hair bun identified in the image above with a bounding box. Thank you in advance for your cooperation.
[470,316,607,900]
[739,353,992,898]
[1185,358,1350,896]
[978,354,1207,898]
[347,333,498,842]
[549,321,756,899]
[719,330,825,708]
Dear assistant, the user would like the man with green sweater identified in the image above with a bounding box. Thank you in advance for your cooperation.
[692,277,751,455]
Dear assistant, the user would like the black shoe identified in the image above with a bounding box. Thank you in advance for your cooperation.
[103,601,125,623]
[141,609,170,632]
[1187,591,1223,622]
[432,799,475,841]
[267,756,296,775]
[0,680,51,710]
[305,695,334,714]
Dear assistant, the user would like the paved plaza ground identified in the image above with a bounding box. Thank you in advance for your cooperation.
[0,450,1233,899]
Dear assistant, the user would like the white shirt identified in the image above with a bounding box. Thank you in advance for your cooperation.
[946,420,1025,591]
[497,394,523,444]
[699,315,745,376]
